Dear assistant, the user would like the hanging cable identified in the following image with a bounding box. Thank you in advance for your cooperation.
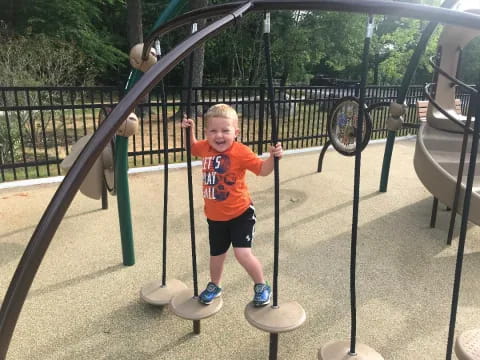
[349,14,373,356]
[184,22,200,334]
[262,11,280,308]
[156,38,170,286]
[186,23,198,297]
[445,93,480,359]
[447,102,474,245]
[263,11,281,360]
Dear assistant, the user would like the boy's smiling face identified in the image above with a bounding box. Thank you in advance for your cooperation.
[205,116,239,153]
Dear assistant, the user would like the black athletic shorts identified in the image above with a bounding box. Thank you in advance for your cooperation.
[207,206,256,256]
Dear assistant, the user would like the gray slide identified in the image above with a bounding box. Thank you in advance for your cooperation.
[414,6,480,225]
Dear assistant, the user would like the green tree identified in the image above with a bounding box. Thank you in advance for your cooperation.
[204,12,265,85]
[1,0,129,84]
[127,0,143,47]
[458,37,480,85]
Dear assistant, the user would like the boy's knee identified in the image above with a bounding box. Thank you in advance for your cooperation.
[233,247,252,261]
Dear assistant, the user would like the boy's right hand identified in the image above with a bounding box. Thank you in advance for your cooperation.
[181,115,194,129]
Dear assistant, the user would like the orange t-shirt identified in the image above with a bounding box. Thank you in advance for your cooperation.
[191,140,264,221]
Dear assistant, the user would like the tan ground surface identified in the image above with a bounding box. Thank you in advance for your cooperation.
[1,139,479,359]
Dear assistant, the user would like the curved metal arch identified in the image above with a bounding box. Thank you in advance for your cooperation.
[141,0,480,60]
[0,2,253,358]
[142,2,245,58]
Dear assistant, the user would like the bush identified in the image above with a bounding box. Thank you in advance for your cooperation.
[0,33,97,86]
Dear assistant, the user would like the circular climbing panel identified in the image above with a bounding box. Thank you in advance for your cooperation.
[327,96,372,156]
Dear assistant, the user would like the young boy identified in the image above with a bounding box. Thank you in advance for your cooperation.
[181,104,283,307]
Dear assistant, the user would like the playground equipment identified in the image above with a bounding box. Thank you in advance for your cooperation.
[60,107,117,201]
[169,23,223,335]
[379,0,460,193]
[129,44,157,73]
[243,13,305,359]
[414,21,480,226]
[136,0,190,304]
[2,2,480,360]
[325,97,372,156]
[60,109,138,200]
[318,15,383,360]
[411,3,480,359]
[139,40,187,306]
[318,96,401,172]
[60,110,138,264]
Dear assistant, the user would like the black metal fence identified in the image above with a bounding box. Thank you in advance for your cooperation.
[0,85,472,182]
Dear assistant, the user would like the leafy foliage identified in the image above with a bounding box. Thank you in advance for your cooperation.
[1,0,128,84]
[0,0,477,86]
[459,37,480,85]
[0,33,95,86]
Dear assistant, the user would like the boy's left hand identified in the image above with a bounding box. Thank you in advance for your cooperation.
[270,142,283,159]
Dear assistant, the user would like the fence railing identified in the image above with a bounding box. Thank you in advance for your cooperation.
[0,85,472,182]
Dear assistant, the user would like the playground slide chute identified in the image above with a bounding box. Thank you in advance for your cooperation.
[2,2,480,359]
[414,12,480,225]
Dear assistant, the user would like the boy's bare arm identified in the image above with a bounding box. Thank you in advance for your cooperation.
[259,142,283,176]
[181,116,198,146]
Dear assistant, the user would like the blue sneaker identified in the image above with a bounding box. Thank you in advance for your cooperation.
[199,282,222,305]
[253,283,271,307]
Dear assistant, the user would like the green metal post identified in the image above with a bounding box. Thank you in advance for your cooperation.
[150,0,187,35]
[114,0,189,265]
[115,136,135,266]
[379,130,396,192]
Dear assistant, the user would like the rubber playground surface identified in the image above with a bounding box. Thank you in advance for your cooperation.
[1,138,479,360]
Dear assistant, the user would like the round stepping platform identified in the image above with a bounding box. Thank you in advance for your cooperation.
[318,341,384,360]
[455,328,480,360]
[169,288,222,320]
[244,301,306,333]
[140,279,187,305]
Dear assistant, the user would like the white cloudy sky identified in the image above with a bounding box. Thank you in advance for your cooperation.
[458,0,480,10]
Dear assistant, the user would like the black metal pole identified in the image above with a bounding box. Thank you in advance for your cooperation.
[317,141,331,173]
[156,39,170,287]
[263,12,280,360]
[349,15,373,355]
[101,181,108,209]
[445,93,480,360]
[447,102,474,244]
[269,333,279,360]
[430,197,439,228]
[185,23,200,335]
[263,11,279,308]
[258,83,266,155]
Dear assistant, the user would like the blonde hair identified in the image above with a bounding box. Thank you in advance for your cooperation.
[205,104,238,126]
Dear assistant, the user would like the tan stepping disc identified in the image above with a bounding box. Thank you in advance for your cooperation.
[140,279,187,306]
[244,301,306,333]
[455,329,480,360]
[169,288,222,320]
[318,341,384,360]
